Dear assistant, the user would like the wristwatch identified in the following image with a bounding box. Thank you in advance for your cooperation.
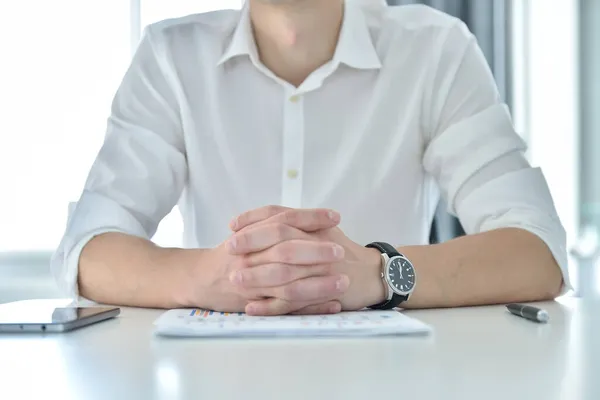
[366,242,417,310]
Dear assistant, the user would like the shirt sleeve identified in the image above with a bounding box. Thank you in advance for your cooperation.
[422,22,571,292]
[50,26,188,298]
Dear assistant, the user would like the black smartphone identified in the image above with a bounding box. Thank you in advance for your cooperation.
[0,304,120,333]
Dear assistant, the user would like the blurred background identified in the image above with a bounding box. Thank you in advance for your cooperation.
[0,0,598,303]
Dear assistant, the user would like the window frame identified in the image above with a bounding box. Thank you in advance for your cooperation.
[0,0,143,275]
[0,0,234,272]
[510,0,581,293]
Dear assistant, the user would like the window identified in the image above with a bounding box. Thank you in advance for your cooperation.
[511,0,580,291]
[0,1,131,252]
[0,1,241,254]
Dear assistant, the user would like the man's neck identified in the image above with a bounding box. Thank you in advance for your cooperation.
[249,0,345,87]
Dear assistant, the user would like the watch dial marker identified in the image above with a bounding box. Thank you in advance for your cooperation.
[387,256,416,293]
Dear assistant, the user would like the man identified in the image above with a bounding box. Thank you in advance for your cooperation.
[51,0,568,316]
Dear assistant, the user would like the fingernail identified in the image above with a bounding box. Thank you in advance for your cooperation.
[328,210,340,223]
[336,275,349,292]
[332,245,344,259]
[227,237,237,251]
[230,218,238,230]
[330,303,341,313]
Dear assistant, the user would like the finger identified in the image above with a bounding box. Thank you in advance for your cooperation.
[245,298,294,316]
[243,240,345,267]
[246,299,342,316]
[291,301,342,315]
[230,263,333,289]
[227,223,309,255]
[269,208,341,232]
[232,207,340,232]
[230,205,290,231]
[268,274,350,303]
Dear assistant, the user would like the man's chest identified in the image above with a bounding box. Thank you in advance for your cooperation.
[175,60,430,211]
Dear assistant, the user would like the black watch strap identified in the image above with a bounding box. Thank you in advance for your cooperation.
[366,242,400,257]
[366,242,408,310]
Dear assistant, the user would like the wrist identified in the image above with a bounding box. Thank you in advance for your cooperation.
[173,245,247,312]
[159,247,211,309]
[363,247,387,308]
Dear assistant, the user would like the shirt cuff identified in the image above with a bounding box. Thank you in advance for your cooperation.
[50,229,125,300]
[50,192,150,300]
[456,167,571,293]
[423,104,527,215]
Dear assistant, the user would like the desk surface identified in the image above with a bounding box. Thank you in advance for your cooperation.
[1,298,598,400]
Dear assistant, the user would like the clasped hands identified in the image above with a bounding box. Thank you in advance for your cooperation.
[205,206,385,316]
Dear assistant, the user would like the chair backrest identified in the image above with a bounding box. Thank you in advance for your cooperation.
[429,199,466,244]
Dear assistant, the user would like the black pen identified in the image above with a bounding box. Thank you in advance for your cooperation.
[506,303,549,323]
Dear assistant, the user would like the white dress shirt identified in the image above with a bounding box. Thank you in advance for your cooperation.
[51,0,570,298]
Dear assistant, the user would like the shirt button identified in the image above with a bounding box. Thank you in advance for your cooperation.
[289,95,300,103]
[287,169,299,179]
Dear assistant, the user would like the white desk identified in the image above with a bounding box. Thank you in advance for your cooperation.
[1,298,599,400]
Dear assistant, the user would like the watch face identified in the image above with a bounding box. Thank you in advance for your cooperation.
[387,256,416,294]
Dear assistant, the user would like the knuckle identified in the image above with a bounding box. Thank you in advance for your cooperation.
[274,223,288,241]
[235,215,246,227]
[282,210,298,226]
[238,269,251,283]
[235,255,249,270]
[319,263,333,276]
[277,264,294,283]
[267,205,283,217]
[277,244,294,263]
[235,233,248,249]
[275,299,293,315]
[319,243,334,260]
[315,277,334,297]
[281,283,298,300]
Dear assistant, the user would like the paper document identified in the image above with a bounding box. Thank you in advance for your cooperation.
[153,308,432,337]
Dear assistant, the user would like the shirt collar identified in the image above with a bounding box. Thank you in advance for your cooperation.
[217,1,259,66]
[217,0,382,70]
[333,0,382,70]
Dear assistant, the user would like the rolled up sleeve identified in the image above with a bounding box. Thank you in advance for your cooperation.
[51,25,187,298]
[422,22,570,291]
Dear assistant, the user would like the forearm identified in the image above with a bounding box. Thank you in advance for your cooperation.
[78,232,208,309]
[400,228,563,309]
